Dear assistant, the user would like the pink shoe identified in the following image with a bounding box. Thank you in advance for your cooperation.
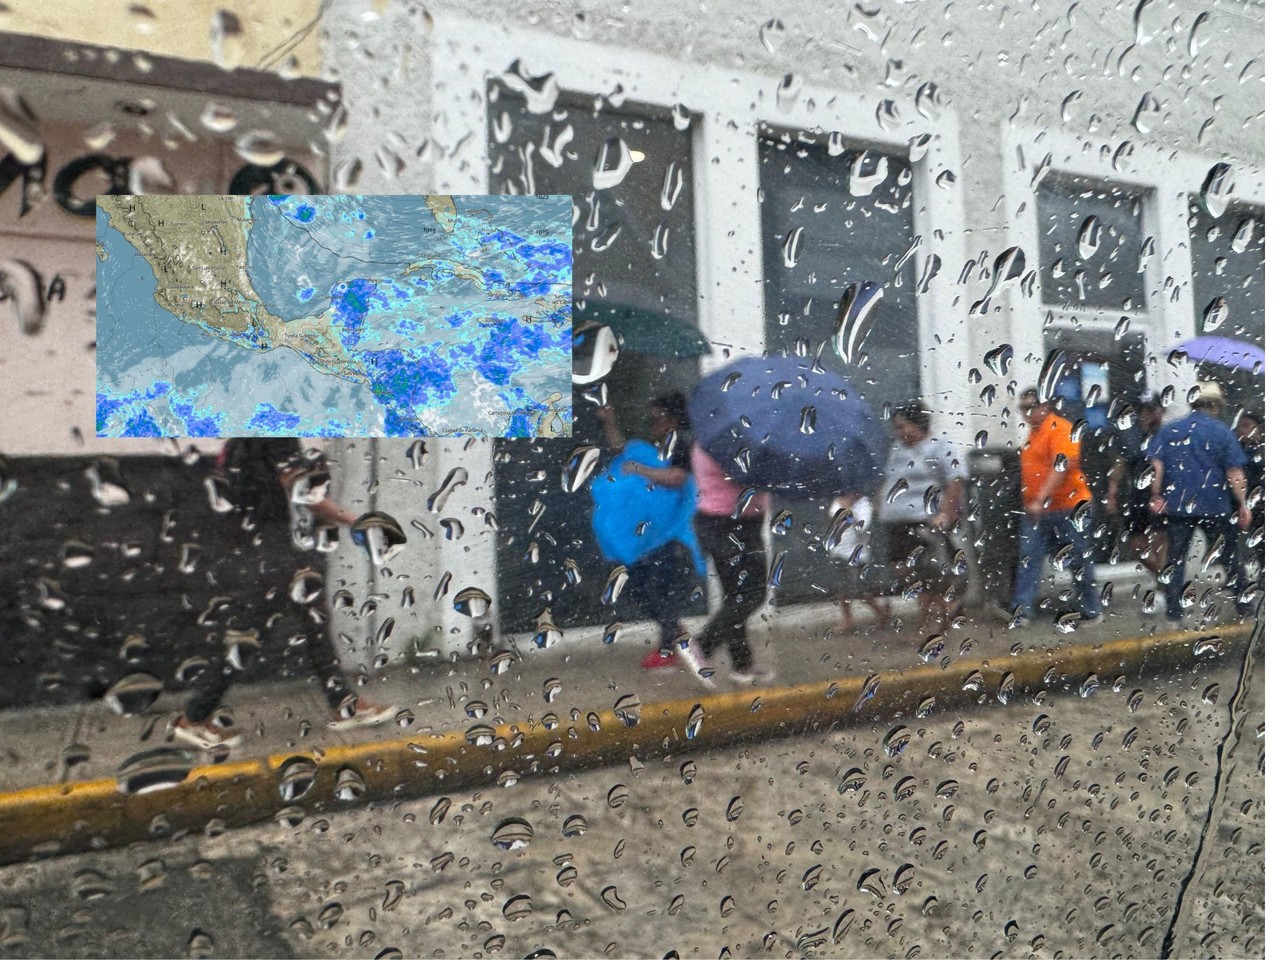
[641,648,677,670]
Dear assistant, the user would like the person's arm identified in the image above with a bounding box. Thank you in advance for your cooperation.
[931,476,965,530]
[1104,456,1126,515]
[597,405,626,452]
[278,462,358,526]
[1148,458,1166,514]
[624,462,689,488]
[1227,466,1253,530]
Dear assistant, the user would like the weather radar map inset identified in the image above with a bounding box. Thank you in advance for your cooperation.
[95,194,572,438]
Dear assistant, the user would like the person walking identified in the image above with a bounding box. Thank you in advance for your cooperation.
[680,443,774,686]
[1148,382,1253,622]
[1007,389,1101,625]
[173,439,395,750]
[1104,393,1168,574]
[874,400,969,634]
[595,394,703,670]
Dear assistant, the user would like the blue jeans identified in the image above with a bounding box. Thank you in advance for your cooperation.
[1011,510,1101,618]
[1163,514,1248,619]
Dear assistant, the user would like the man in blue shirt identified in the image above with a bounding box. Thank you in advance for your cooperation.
[1149,382,1254,622]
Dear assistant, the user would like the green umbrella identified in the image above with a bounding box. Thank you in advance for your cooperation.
[574,301,710,359]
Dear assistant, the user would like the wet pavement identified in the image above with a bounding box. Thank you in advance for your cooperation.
[0,615,1261,958]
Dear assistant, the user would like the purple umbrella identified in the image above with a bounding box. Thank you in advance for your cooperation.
[1170,336,1265,374]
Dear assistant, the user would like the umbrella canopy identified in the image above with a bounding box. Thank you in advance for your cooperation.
[689,355,888,499]
[574,301,710,359]
[1170,335,1265,374]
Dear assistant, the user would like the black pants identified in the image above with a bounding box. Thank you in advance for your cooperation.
[185,540,351,723]
[1163,514,1249,619]
[695,513,767,672]
[627,541,688,649]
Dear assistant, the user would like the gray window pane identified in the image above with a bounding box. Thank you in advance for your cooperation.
[1037,177,1146,310]
[488,85,702,632]
[1189,200,1264,347]
[758,132,919,605]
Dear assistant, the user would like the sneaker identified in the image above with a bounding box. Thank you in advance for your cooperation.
[641,648,678,670]
[675,640,715,687]
[727,666,777,686]
[173,717,243,750]
[329,699,398,730]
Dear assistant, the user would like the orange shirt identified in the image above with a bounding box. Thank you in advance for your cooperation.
[1021,411,1090,511]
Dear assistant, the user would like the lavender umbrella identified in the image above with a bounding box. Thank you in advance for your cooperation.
[1170,336,1265,374]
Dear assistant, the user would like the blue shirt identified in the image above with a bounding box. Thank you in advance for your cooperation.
[1150,411,1248,517]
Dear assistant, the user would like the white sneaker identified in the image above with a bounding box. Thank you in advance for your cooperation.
[675,640,715,687]
[728,666,776,686]
[329,700,398,730]
[173,718,243,750]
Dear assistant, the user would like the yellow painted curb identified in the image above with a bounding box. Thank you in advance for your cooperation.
[0,622,1254,864]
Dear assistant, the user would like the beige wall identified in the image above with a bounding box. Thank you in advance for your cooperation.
[0,0,326,77]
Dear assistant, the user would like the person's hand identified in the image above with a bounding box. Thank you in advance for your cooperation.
[1238,504,1253,531]
[929,511,955,532]
[1149,495,1166,515]
[596,405,617,423]
[621,462,641,477]
[1025,501,1044,520]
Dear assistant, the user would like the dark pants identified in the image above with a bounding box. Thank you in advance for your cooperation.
[1164,514,1249,619]
[185,541,351,723]
[1010,510,1101,618]
[627,542,688,649]
[695,513,768,672]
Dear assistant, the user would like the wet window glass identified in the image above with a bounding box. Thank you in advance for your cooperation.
[0,6,1265,959]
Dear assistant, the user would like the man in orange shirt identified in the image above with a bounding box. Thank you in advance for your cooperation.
[1007,388,1101,625]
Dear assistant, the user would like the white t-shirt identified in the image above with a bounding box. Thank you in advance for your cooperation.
[877,436,969,525]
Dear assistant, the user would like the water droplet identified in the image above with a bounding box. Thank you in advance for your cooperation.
[983,343,1013,376]
[279,758,317,802]
[334,766,365,801]
[116,747,194,795]
[685,704,705,740]
[613,693,641,727]
[848,150,889,197]
[883,725,911,757]
[837,767,866,795]
[502,895,533,921]
[725,795,744,821]
[781,226,804,268]
[1200,162,1235,218]
[601,565,629,605]
[832,281,884,364]
[562,814,588,837]
[600,886,627,911]
[606,784,629,809]
[351,511,407,564]
[453,586,492,618]
[1077,215,1103,260]
[86,457,130,506]
[492,818,534,850]
[561,445,600,493]
[857,868,887,899]
[233,130,284,166]
[105,672,163,716]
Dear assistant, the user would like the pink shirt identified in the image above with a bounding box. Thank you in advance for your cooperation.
[691,443,770,517]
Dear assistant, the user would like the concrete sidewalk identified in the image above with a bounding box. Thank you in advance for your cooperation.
[0,583,1258,863]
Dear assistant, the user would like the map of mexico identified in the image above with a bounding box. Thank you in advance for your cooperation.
[95,194,572,438]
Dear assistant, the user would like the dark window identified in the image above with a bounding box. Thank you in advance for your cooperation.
[1189,201,1264,347]
[1037,177,1147,311]
[488,82,703,631]
[758,131,919,604]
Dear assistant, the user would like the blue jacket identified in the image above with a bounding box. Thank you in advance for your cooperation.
[590,439,706,575]
[1151,411,1248,517]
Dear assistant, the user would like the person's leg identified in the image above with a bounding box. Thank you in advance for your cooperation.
[182,629,234,723]
[1051,511,1100,618]
[1010,515,1047,615]
[626,544,685,651]
[1162,517,1196,620]
[1202,515,1248,612]
[695,513,766,671]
